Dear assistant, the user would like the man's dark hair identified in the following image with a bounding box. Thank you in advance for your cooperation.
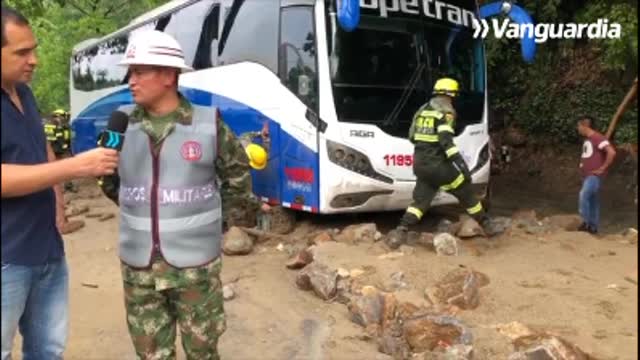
[2,5,29,47]
[578,115,596,129]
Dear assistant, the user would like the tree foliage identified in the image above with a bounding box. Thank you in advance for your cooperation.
[4,0,168,113]
[485,0,638,143]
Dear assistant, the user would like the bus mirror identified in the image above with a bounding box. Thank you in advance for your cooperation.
[336,0,360,32]
[298,74,310,96]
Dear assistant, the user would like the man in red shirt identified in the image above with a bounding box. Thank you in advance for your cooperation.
[577,116,616,234]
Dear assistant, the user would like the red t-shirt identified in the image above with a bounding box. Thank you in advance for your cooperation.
[580,133,611,177]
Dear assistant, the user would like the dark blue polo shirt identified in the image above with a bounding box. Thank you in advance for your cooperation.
[1,83,64,265]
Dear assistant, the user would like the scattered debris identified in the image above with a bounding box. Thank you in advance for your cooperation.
[403,313,473,353]
[509,335,596,360]
[98,213,114,222]
[337,268,350,279]
[223,284,235,301]
[65,204,90,217]
[378,252,405,260]
[348,286,385,329]
[336,223,379,244]
[433,233,459,256]
[419,344,474,359]
[543,214,583,232]
[457,215,485,238]
[222,226,254,256]
[286,247,314,269]
[350,268,366,278]
[425,269,490,310]
[81,283,99,289]
[309,231,334,246]
[59,219,85,234]
[398,245,415,256]
[495,322,536,341]
[295,262,338,300]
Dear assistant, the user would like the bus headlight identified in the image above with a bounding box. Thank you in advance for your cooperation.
[327,140,393,184]
[471,142,490,174]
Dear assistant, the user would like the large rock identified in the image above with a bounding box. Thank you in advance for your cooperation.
[457,216,485,238]
[403,314,473,352]
[509,335,596,360]
[337,223,379,244]
[222,226,254,255]
[378,322,411,359]
[285,247,315,269]
[543,214,583,232]
[433,233,459,256]
[348,286,385,328]
[295,262,338,300]
[425,269,490,310]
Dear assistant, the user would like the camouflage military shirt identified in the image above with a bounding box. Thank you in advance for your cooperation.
[237,130,271,153]
[101,94,263,226]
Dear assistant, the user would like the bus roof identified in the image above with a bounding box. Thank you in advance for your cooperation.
[72,0,200,54]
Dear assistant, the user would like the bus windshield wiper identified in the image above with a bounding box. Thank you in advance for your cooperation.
[382,62,425,128]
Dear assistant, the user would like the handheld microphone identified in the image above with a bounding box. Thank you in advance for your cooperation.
[98,111,129,150]
[97,111,129,186]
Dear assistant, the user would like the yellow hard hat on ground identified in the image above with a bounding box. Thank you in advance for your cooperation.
[432,78,459,97]
[245,143,267,170]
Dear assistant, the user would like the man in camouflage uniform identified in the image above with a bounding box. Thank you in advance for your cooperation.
[100,30,266,360]
[386,78,501,248]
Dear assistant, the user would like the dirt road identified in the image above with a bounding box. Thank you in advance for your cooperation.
[11,177,637,360]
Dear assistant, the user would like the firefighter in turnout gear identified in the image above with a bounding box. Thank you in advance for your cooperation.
[44,109,71,156]
[386,78,500,249]
[44,109,77,192]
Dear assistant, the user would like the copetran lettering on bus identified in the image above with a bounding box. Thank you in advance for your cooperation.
[120,184,216,206]
[360,0,477,28]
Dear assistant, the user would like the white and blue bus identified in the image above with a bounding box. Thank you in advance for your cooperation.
[70,0,490,216]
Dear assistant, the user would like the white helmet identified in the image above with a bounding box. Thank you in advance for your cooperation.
[119,30,192,72]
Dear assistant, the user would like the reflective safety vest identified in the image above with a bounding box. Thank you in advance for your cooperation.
[117,104,223,268]
[44,123,70,152]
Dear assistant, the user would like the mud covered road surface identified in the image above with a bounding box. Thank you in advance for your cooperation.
[11,173,637,359]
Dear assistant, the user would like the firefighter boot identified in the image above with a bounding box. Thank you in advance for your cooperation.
[480,215,502,237]
[386,225,408,250]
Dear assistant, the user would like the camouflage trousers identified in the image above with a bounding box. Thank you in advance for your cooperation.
[121,257,226,360]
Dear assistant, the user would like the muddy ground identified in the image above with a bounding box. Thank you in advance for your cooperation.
[11,147,638,360]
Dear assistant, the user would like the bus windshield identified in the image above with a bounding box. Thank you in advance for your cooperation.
[327,15,485,137]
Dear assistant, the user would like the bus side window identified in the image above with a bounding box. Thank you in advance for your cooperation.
[193,4,220,70]
[279,6,318,113]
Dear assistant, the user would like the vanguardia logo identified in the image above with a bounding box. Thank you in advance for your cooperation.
[472,18,622,43]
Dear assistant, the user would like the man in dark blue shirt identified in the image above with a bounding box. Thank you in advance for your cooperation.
[1,5,120,359]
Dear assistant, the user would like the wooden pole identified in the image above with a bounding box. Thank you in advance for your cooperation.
[606,77,638,139]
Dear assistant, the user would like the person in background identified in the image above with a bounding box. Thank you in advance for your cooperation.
[576,115,616,234]
[100,29,268,359]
